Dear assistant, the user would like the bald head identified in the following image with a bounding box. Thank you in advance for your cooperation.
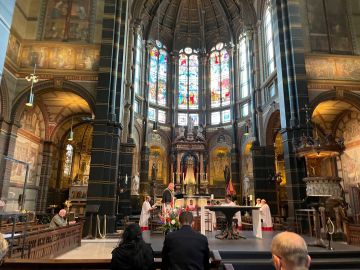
[271,232,311,270]
[168,183,174,191]
[59,209,67,217]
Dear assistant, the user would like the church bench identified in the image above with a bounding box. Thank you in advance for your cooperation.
[3,250,222,270]
[9,222,83,259]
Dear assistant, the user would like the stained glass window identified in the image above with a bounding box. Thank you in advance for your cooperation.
[158,110,166,123]
[178,48,199,110]
[189,114,199,126]
[264,6,275,75]
[210,43,231,108]
[222,110,231,123]
[148,107,156,121]
[178,113,188,126]
[134,34,142,95]
[241,103,249,117]
[239,37,250,98]
[63,144,73,177]
[148,40,168,106]
[211,112,221,125]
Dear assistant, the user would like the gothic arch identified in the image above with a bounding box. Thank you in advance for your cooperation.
[265,109,280,146]
[11,80,95,123]
[310,90,360,115]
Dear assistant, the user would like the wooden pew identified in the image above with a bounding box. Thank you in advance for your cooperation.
[346,223,360,246]
[3,249,222,269]
[10,223,83,259]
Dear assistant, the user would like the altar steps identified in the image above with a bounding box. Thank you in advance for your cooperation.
[219,250,360,270]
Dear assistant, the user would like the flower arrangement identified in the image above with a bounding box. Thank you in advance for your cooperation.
[159,207,183,234]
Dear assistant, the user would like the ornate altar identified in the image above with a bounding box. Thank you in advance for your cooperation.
[172,117,208,195]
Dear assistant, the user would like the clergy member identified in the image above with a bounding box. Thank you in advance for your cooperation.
[222,195,242,229]
[255,198,261,207]
[260,199,273,231]
[162,182,174,211]
[139,195,157,232]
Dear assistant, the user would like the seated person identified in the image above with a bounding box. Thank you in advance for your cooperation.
[111,223,154,270]
[186,199,197,212]
[49,209,75,229]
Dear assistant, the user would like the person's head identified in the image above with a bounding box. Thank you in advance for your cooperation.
[225,195,232,203]
[256,198,261,204]
[59,209,66,218]
[145,195,151,202]
[168,182,174,191]
[121,223,143,245]
[189,199,193,205]
[271,232,311,270]
[179,211,193,226]
[0,233,8,261]
[261,199,266,205]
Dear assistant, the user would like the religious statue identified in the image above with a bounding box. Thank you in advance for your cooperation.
[184,156,196,185]
[224,165,230,185]
[187,115,194,136]
[196,125,205,141]
[243,175,250,196]
[176,126,185,140]
[131,172,140,195]
[151,163,157,182]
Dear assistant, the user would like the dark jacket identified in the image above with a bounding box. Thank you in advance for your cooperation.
[111,241,155,270]
[161,225,210,270]
[162,188,172,204]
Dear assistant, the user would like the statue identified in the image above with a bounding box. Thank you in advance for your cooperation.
[196,125,205,141]
[131,172,140,195]
[224,165,230,185]
[184,156,196,185]
[151,163,157,182]
[176,126,185,140]
[188,115,194,136]
[243,175,250,196]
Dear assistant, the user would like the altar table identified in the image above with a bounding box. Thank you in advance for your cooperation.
[202,206,262,239]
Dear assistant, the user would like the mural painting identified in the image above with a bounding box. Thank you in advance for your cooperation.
[6,34,21,64]
[10,134,41,186]
[20,44,99,71]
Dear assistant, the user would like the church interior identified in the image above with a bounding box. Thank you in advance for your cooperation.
[1,0,360,269]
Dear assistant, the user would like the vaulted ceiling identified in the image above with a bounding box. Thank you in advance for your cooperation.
[132,0,256,51]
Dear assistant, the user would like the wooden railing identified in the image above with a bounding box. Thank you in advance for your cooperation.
[10,223,83,259]
[346,223,360,246]
[3,249,222,270]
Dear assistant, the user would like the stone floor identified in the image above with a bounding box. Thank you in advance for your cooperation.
[55,230,360,259]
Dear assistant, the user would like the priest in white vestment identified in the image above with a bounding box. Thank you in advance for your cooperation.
[139,196,157,232]
[255,198,261,207]
[222,195,242,229]
[260,199,273,231]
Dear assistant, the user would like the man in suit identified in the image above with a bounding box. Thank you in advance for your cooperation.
[162,211,209,270]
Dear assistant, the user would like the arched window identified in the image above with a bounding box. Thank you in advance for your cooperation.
[239,37,249,98]
[134,34,142,96]
[178,48,199,110]
[148,40,167,106]
[264,5,275,76]
[210,43,230,108]
[63,144,74,177]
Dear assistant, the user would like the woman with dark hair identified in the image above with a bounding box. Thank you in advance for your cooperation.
[111,223,155,270]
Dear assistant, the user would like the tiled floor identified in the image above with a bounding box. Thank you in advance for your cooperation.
[55,230,360,259]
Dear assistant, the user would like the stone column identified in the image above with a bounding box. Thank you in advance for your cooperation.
[271,0,308,225]
[139,43,152,196]
[36,141,54,212]
[87,0,128,233]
